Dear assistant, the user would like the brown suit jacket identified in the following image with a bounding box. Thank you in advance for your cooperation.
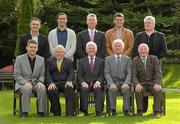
[105,27,134,56]
[132,55,162,87]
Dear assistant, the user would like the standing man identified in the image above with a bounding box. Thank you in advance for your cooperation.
[106,12,134,57]
[45,45,75,116]
[132,16,167,112]
[132,43,162,116]
[48,12,76,61]
[19,17,50,59]
[105,39,131,116]
[75,13,106,59]
[14,39,46,117]
[78,42,104,116]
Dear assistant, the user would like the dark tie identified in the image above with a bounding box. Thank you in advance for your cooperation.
[117,56,121,74]
[89,57,94,88]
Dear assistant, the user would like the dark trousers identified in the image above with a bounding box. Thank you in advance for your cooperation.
[48,83,75,116]
[80,87,104,113]
[135,84,162,112]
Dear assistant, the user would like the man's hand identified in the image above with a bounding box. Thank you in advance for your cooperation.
[25,82,32,89]
[121,83,129,89]
[135,83,143,93]
[36,82,45,89]
[48,83,56,90]
[81,82,89,88]
[93,81,101,89]
[153,84,162,92]
[65,81,74,88]
[109,83,117,89]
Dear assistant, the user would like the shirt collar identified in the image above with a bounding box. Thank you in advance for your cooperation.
[140,56,147,60]
[30,31,39,36]
[88,29,96,33]
[57,27,67,32]
[88,56,95,60]
[114,54,122,58]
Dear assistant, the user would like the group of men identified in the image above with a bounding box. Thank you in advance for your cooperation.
[14,12,167,118]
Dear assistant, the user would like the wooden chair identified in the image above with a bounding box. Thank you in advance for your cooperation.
[143,90,166,115]
[0,69,13,90]
[105,84,135,116]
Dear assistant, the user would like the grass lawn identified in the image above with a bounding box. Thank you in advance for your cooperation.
[0,64,179,124]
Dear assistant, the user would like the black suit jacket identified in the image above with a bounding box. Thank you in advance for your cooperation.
[45,57,74,85]
[75,30,106,59]
[132,31,167,59]
[78,56,104,85]
[20,32,50,59]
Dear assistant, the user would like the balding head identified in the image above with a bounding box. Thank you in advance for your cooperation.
[138,43,149,58]
[112,39,124,55]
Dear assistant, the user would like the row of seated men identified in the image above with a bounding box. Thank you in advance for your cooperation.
[14,39,162,118]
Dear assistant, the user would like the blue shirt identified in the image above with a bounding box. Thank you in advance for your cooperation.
[57,28,67,47]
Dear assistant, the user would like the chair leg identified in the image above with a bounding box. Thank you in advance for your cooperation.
[131,92,135,115]
[162,92,166,115]
[13,94,16,115]
[46,95,49,116]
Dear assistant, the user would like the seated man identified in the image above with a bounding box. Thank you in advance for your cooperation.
[132,43,162,116]
[105,39,131,116]
[45,45,75,116]
[14,39,46,117]
[78,41,104,116]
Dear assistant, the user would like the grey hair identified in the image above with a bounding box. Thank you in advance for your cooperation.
[112,39,124,49]
[87,13,97,21]
[55,45,65,51]
[86,41,97,50]
[138,43,149,53]
[144,16,155,24]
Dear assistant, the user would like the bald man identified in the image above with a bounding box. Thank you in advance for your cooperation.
[132,43,162,116]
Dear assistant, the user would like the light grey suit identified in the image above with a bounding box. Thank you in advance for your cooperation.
[14,54,46,113]
[105,54,131,111]
[48,27,76,60]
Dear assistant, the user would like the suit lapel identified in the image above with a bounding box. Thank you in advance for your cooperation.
[24,54,32,74]
[85,30,91,41]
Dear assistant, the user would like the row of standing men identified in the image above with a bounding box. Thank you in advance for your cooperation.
[14,12,167,117]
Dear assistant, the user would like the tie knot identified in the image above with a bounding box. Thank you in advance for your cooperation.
[90,57,94,61]
[117,56,120,59]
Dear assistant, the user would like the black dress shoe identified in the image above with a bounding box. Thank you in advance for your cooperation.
[96,111,103,116]
[124,110,130,116]
[112,109,116,116]
[21,112,28,118]
[84,110,88,116]
[152,111,158,117]
[38,112,45,117]
[137,110,143,116]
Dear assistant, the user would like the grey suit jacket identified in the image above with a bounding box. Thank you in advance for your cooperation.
[105,54,131,86]
[14,54,45,91]
[48,27,77,60]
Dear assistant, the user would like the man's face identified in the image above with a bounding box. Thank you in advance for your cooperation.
[55,48,65,60]
[114,16,124,28]
[26,43,38,56]
[144,19,155,31]
[30,20,41,32]
[57,15,67,27]
[112,42,124,55]
[86,44,97,57]
[139,45,149,58]
[86,16,97,29]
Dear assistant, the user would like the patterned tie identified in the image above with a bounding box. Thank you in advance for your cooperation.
[57,61,62,72]
[89,30,94,41]
[142,58,146,70]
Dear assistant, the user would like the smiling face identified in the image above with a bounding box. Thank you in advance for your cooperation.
[86,15,97,30]
[114,16,124,28]
[57,14,67,27]
[138,44,149,58]
[86,43,97,57]
[112,41,124,55]
[26,42,38,56]
[30,20,41,33]
[55,47,65,60]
